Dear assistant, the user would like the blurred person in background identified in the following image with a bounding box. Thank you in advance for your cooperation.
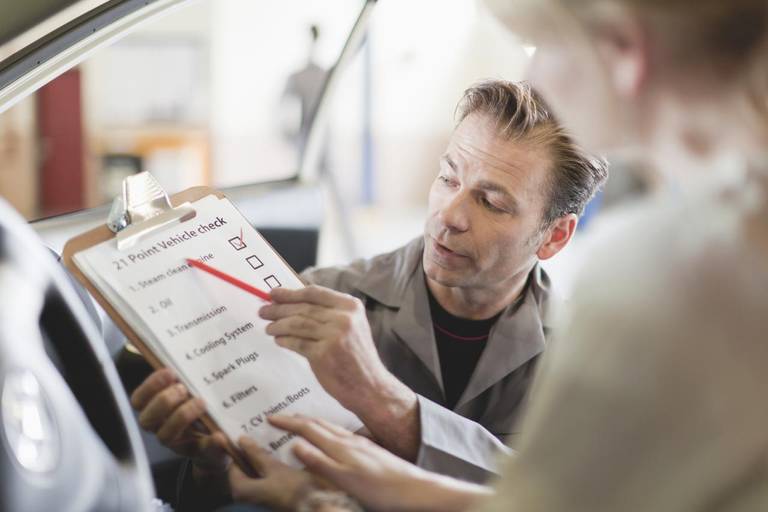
[280,24,328,161]
[225,0,768,510]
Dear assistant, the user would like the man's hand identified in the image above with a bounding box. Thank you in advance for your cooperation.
[269,415,492,512]
[228,437,317,511]
[259,285,420,459]
[130,368,230,478]
[260,285,388,411]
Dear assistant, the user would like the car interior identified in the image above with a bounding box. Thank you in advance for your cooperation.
[0,1,374,509]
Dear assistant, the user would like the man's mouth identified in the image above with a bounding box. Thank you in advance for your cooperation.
[431,238,467,259]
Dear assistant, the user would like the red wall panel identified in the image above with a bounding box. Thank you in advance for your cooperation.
[37,68,84,217]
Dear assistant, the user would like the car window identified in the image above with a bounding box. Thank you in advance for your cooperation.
[0,0,363,220]
[316,0,533,260]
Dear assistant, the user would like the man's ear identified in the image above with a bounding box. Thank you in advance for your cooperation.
[590,8,649,98]
[537,213,578,260]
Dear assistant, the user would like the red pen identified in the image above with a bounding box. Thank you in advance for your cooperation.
[186,258,272,302]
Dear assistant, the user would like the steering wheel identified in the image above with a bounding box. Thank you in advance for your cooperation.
[0,198,154,511]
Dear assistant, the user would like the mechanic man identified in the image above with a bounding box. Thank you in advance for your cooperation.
[130,80,607,504]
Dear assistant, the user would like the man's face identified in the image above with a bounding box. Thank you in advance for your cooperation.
[423,113,553,291]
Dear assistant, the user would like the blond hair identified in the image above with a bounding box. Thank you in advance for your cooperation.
[586,1,767,75]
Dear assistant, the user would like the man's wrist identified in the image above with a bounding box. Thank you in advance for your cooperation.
[351,370,421,460]
[358,370,417,426]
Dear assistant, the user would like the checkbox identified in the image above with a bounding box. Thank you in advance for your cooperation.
[264,275,281,289]
[246,255,263,269]
[229,236,247,250]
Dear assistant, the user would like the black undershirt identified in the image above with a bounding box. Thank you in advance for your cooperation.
[427,286,501,409]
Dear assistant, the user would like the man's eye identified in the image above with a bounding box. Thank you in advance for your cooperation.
[481,197,504,213]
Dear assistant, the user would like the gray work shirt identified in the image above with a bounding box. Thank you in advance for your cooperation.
[302,237,551,483]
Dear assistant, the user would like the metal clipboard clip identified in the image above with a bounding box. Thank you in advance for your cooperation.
[106,172,196,250]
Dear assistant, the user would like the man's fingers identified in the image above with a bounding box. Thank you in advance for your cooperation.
[238,436,279,476]
[198,431,230,464]
[265,315,328,340]
[271,285,357,310]
[274,336,316,357]
[130,368,177,411]
[259,302,333,323]
[137,382,189,432]
[208,431,230,453]
[155,397,206,445]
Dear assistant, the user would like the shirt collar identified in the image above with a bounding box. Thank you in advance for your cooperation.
[353,237,551,401]
[355,237,425,307]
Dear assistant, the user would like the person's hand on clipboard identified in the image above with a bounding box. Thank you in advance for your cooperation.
[260,285,421,462]
[130,368,229,472]
[130,369,323,509]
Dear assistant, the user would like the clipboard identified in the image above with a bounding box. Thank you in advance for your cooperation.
[63,173,224,362]
[61,173,270,470]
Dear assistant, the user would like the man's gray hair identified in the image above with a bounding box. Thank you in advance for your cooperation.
[456,79,608,225]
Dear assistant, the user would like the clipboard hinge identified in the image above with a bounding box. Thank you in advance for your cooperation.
[107,172,196,250]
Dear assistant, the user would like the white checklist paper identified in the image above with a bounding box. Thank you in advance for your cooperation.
[74,195,361,465]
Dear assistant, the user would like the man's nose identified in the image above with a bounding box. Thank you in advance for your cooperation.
[438,192,470,233]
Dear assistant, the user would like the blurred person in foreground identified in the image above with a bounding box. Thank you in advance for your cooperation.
[226,0,768,510]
